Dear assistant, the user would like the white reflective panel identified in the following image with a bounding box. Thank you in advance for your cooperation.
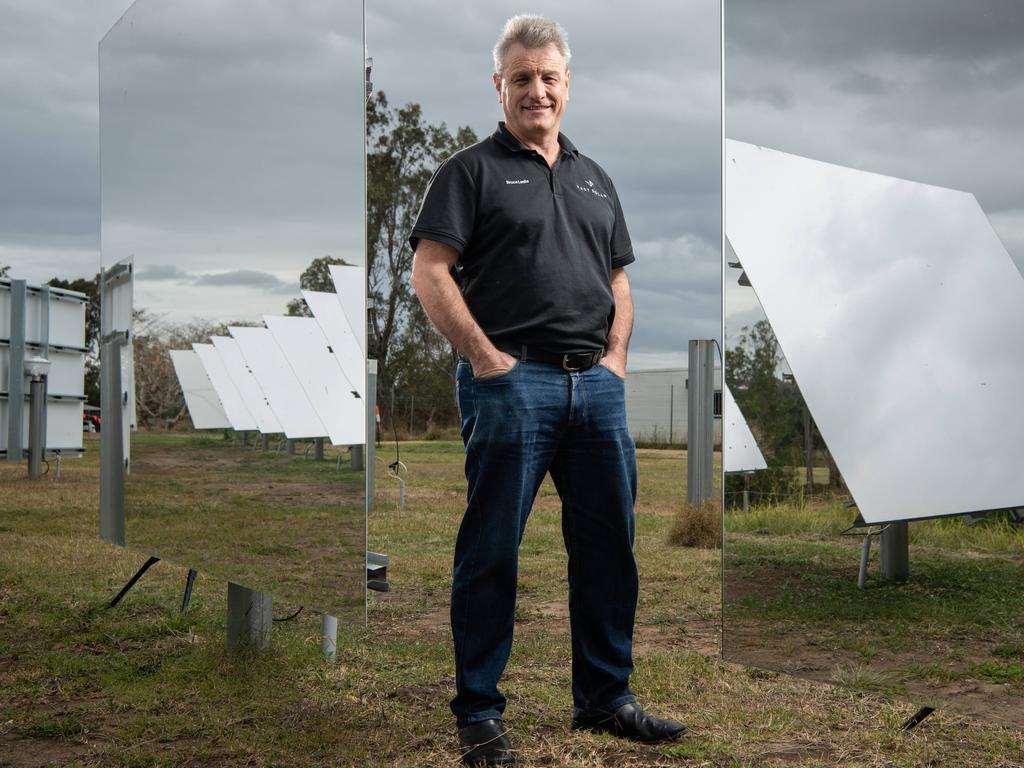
[229,326,327,440]
[263,315,364,446]
[169,349,231,429]
[210,336,283,435]
[192,343,257,432]
[303,290,364,398]
[723,382,766,473]
[328,264,366,355]
[725,139,1024,523]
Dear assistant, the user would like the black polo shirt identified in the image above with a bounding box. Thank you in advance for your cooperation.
[409,122,634,354]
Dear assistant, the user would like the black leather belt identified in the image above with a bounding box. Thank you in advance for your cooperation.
[498,344,604,372]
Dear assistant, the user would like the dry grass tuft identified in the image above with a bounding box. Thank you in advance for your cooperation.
[667,498,721,549]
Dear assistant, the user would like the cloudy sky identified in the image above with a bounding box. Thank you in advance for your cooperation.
[1,0,721,371]
[724,0,1024,342]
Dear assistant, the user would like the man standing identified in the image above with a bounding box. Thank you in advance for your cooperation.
[410,15,685,766]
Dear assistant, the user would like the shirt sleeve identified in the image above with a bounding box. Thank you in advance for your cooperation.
[608,179,635,269]
[408,155,477,255]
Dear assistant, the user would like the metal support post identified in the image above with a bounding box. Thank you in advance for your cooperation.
[99,339,126,545]
[881,521,910,582]
[240,431,248,447]
[6,280,26,462]
[260,433,269,450]
[858,535,872,589]
[286,439,295,455]
[687,340,715,504]
[320,614,338,662]
[226,582,272,651]
[314,438,324,461]
[365,360,377,511]
[27,376,46,478]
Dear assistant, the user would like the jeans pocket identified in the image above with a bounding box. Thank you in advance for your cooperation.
[472,359,519,383]
[598,362,626,382]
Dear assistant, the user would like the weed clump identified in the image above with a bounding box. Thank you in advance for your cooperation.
[668,498,721,549]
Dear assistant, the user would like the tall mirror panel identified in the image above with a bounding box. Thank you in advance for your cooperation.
[100,0,367,620]
[364,0,721,695]
[724,1,1024,725]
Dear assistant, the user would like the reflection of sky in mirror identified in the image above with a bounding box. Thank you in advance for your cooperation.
[725,0,1024,341]
[99,0,364,324]
[370,0,720,369]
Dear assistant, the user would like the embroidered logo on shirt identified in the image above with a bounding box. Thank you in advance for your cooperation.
[505,179,530,185]
[576,179,609,198]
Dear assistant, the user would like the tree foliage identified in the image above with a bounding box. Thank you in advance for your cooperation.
[364,92,477,430]
[286,256,354,317]
[725,320,804,462]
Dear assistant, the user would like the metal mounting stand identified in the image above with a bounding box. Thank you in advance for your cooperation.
[880,520,910,582]
[226,583,272,651]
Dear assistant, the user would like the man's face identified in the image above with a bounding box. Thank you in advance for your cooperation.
[493,42,570,142]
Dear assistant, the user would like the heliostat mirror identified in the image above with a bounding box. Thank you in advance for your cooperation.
[99,0,367,620]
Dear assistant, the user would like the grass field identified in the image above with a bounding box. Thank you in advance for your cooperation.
[2,433,1023,766]
[725,500,1024,727]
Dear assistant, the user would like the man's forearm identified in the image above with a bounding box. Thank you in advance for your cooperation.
[603,268,634,374]
[410,240,514,376]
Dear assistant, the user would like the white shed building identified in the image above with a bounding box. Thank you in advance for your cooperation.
[624,366,722,447]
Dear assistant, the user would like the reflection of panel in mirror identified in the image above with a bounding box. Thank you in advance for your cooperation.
[211,336,284,436]
[303,291,364,398]
[722,382,765,474]
[727,140,1024,524]
[169,349,230,430]
[230,326,328,440]
[100,0,366,620]
[263,316,364,446]
[723,140,1024,725]
[192,343,258,433]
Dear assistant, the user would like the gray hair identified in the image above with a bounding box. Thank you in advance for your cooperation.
[492,15,571,75]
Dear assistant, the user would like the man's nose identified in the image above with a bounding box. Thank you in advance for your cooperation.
[527,76,546,101]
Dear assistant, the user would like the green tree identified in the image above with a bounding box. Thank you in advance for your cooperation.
[364,92,476,429]
[286,256,354,317]
[725,320,804,461]
[0,264,10,277]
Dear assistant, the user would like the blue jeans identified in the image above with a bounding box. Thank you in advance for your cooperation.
[451,357,639,727]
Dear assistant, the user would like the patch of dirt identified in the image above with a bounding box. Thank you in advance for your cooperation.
[723,563,1024,730]
[0,734,99,768]
[374,592,720,658]
[753,740,834,764]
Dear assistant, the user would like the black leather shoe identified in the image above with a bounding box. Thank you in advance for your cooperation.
[458,719,516,766]
[571,702,686,743]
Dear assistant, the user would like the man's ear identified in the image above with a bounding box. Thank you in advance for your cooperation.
[493,72,502,103]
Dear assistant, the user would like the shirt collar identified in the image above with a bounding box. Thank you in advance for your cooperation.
[493,122,579,159]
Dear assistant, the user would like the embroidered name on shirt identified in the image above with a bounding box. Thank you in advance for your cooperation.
[505,179,530,185]
[575,180,609,199]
